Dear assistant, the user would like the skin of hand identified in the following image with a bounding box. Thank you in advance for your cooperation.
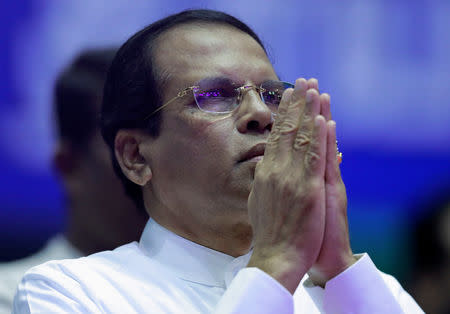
[247,78,355,294]
[306,78,357,287]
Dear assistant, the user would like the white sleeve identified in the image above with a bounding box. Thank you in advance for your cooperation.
[322,254,423,313]
[214,267,293,314]
[215,254,423,314]
[12,269,97,314]
[299,253,424,314]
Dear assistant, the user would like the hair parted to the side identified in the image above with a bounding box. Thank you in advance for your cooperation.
[54,48,118,150]
[101,9,267,212]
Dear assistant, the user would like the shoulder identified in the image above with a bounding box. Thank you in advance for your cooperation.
[21,241,142,283]
[13,242,144,313]
[13,242,182,313]
[0,257,40,290]
[0,235,81,290]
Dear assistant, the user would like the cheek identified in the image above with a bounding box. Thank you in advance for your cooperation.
[184,111,231,137]
[187,114,235,162]
[158,114,235,182]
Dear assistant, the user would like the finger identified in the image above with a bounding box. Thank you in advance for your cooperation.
[307,78,319,92]
[292,88,321,158]
[325,120,341,184]
[265,88,292,160]
[304,115,327,178]
[320,93,332,121]
[265,85,293,158]
[266,78,308,160]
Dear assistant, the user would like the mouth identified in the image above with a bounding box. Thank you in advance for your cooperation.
[238,143,266,163]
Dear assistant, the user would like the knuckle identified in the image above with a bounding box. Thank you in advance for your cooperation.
[295,186,314,205]
[300,180,322,204]
[305,150,321,169]
[258,165,290,185]
[308,178,322,192]
[255,167,278,185]
[301,113,312,123]
[293,133,310,150]
[279,176,298,198]
[266,170,281,184]
[269,123,282,137]
[279,121,299,135]
[273,122,282,132]
[267,132,280,144]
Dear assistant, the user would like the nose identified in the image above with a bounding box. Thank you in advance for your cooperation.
[235,88,273,134]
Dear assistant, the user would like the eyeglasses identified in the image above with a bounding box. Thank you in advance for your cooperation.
[144,77,294,119]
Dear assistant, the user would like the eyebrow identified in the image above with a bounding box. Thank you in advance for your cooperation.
[196,75,286,87]
[196,76,238,87]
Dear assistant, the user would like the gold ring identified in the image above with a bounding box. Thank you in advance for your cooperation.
[336,140,343,164]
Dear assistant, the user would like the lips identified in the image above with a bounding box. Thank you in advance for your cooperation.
[238,143,266,162]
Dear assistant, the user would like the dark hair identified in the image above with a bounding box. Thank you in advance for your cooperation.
[101,9,267,211]
[54,48,118,150]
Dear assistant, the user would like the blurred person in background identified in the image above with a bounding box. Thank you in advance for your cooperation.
[0,48,148,313]
[407,185,450,314]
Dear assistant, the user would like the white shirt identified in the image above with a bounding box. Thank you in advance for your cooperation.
[12,219,423,313]
[0,235,81,314]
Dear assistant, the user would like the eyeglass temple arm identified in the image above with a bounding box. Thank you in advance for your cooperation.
[144,86,196,120]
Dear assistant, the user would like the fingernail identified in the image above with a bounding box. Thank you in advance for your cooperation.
[314,115,324,125]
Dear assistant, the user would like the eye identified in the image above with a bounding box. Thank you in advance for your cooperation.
[196,88,236,112]
[260,81,293,106]
[197,88,233,99]
[263,90,283,105]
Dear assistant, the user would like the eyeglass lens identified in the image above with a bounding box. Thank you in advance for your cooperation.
[193,77,294,113]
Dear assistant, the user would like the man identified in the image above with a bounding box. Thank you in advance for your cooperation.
[13,10,423,313]
[0,49,147,313]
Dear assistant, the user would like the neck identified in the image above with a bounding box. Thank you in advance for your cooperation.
[149,208,253,257]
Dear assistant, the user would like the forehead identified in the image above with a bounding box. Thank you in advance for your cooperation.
[153,23,277,91]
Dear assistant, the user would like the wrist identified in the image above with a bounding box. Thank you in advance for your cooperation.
[308,254,358,287]
[247,250,310,294]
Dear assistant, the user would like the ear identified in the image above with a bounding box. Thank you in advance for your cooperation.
[52,141,79,176]
[114,129,152,186]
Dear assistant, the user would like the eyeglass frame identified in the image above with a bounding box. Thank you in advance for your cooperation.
[144,81,294,120]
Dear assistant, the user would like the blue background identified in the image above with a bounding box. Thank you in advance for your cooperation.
[1,0,449,283]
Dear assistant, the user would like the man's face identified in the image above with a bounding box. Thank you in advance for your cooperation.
[142,24,278,227]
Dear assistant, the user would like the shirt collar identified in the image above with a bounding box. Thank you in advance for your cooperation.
[139,219,252,288]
